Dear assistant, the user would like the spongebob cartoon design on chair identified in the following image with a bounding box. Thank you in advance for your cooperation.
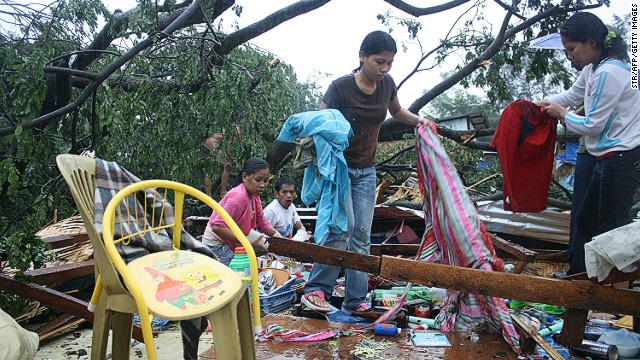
[56,154,260,360]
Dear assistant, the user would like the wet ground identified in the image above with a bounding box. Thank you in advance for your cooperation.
[201,314,520,360]
[34,313,519,359]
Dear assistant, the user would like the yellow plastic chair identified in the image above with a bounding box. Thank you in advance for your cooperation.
[56,155,261,360]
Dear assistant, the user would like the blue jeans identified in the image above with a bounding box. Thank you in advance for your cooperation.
[305,166,376,312]
[567,152,597,275]
[577,146,640,241]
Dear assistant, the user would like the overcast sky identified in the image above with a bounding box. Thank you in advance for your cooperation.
[108,0,636,106]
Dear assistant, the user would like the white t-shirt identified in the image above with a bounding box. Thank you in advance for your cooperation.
[263,199,300,238]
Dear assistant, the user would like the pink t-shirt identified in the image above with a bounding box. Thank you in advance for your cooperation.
[207,183,273,250]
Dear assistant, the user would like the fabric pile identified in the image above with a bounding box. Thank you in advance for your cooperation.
[415,124,521,353]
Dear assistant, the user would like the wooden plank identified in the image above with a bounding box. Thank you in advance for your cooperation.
[39,318,86,341]
[379,256,640,316]
[39,233,89,249]
[558,308,588,348]
[510,313,564,360]
[24,260,94,285]
[370,244,419,256]
[35,314,77,337]
[0,273,147,342]
[267,236,380,274]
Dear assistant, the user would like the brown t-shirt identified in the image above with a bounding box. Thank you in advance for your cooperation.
[322,74,397,168]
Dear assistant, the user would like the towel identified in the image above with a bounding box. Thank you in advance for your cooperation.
[277,109,353,243]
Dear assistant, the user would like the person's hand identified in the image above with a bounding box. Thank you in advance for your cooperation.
[533,99,548,107]
[418,117,438,134]
[542,102,568,124]
[247,229,268,251]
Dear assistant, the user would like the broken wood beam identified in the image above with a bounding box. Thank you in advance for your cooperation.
[559,308,588,348]
[378,256,640,316]
[24,260,94,285]
[0,273,147,342]
[40,318,86,342]
[35,314,78,338]
[510,313,564,360]
[39,233,89,249]
[267,236,380,274]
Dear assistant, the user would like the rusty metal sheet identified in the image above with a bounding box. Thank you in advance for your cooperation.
[379,256,640,317]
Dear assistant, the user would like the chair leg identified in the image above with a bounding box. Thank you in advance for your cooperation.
[91,300,111,360]
[236,288,257,360]
[110,312,134,360]
[208,301,242,360]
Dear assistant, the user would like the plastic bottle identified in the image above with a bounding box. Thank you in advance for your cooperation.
[524,308,554,326]
[229,247,251,276]
[374,323,401,336]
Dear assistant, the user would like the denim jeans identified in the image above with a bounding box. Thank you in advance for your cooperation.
[305,166,376,312]
[567,152,597,275]
[577,146,640,241]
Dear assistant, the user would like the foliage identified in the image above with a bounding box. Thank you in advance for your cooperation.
[0,231,54,316]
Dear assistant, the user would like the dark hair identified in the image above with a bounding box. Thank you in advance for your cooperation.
[560,12,629,63]
[237,157,269,183]
[274,177,296,192]
[355,31,397,72]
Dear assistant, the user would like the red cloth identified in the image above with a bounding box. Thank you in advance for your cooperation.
[490,99,557,213]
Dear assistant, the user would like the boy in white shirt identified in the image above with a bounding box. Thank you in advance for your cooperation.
[264,177,308,241]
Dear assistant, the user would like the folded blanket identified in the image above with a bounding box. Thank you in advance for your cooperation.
[93,159,214,263]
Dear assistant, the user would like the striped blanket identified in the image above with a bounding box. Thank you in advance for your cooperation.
[93,159,214,263]
[414,124,520,353]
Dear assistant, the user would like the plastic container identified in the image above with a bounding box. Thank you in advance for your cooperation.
[229,247,251,276]
[374,323,401,336]
[599,328,640,358]
[407,316,438,328]
[259,288,296,316]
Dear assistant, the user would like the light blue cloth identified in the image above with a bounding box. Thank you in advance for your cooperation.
[277,109,353,243]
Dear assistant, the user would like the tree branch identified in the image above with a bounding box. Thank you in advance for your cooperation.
[0,0,220,137]
[384,0,471,17]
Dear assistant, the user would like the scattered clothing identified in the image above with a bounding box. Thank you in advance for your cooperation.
[490,99,557,213]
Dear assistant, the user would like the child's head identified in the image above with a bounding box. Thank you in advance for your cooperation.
[274,177,296,209]
[240,157,270,197]
[560,12,628,69]
[355,31,397,73]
